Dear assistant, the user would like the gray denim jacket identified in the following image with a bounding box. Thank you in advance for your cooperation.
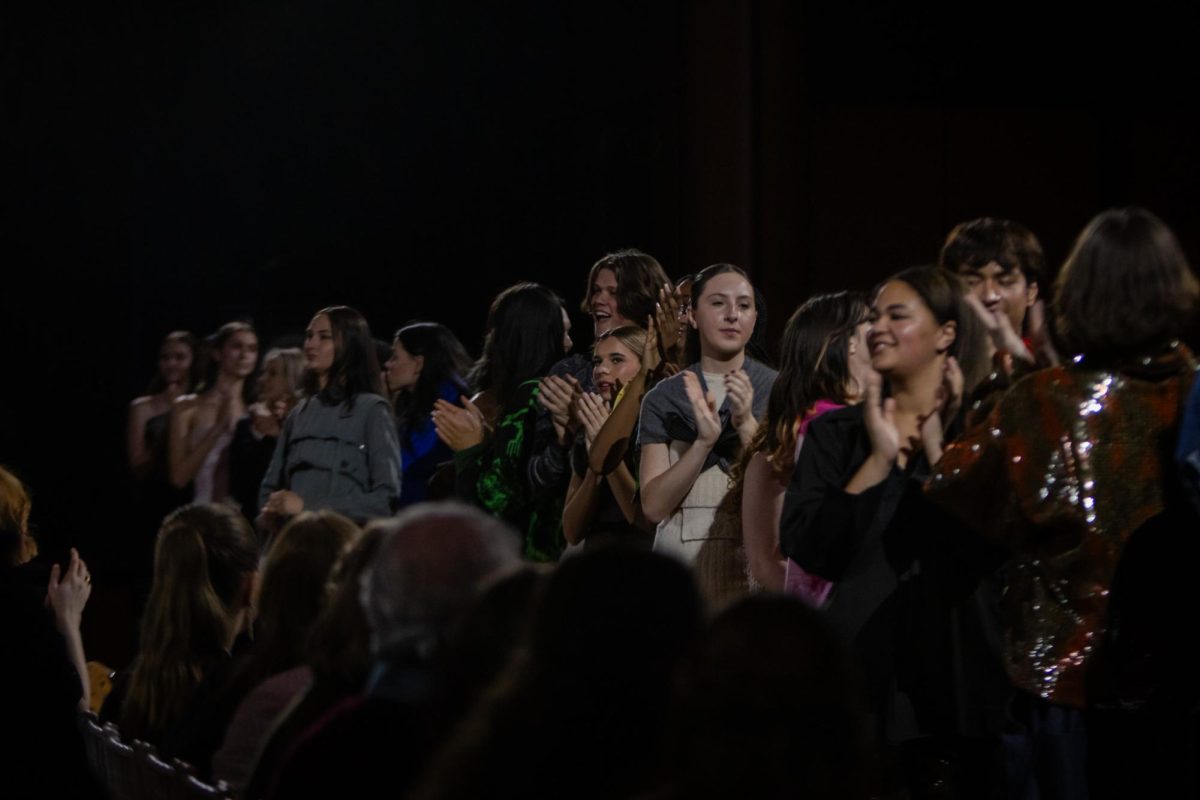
[258,393,402,522]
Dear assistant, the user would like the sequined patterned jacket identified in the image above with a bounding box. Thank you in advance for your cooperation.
[925,344,1197,709]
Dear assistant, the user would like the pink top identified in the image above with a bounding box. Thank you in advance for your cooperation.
[782,400,845,606]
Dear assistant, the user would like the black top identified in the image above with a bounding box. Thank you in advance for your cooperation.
[569,429,647,550]
[228,417,277,522]
[779,405,1011,741]
[1,565,100,798]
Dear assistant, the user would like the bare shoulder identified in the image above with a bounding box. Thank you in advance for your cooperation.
[129,395,158,420]
[171,393,202,416]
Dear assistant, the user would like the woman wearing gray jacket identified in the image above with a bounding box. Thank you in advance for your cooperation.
[259,306,402,528]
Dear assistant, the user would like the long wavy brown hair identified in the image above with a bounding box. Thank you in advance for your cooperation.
[118,504,258,742]
[730,291,869,489]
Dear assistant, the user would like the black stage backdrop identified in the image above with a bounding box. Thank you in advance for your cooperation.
[5,0,1200,573]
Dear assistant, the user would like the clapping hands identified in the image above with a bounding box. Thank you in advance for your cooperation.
[682,371,722,446]
[538,374,582,445]
[575,392,612,450]
[432,395,488,452]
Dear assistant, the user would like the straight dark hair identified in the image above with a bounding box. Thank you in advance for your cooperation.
[1055,207,1198,363]
[302,306,385,406]
[467,283,565,411]
[393,322,472,444]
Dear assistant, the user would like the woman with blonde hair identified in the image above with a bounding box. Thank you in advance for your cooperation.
[230,347,304,521]
[562,324,652,549]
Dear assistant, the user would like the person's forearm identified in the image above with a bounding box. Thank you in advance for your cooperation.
[736,415,758,448]
[641,440,713,523]
[59,625,89,710]
[742,458,787,591]
[606,464,639,525]
[589,370,647,475]
[562,473,600,545]
[747,550,786,592]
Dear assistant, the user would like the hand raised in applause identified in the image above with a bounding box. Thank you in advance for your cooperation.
[862,369,903,464]
[641,314,662,376]
[964,293,1033,366]
[1025,298,1060,368]
[725,369,756,445]
[538,374,582,446]
[682,371,722,446]
[575,391,611,451]
[46,547,91,633]
[433,395,487,452]
[655,282,685,364]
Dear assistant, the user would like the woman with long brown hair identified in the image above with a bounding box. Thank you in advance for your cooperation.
[730,291,872,594]
[259,306,402,527]
[105,504,258,747]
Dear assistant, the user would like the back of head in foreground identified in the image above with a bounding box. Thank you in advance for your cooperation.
[1053,206,1198,365]
[361,501,521,662]
[413,545,703,800]
[120,504,258,742]
[666,594,871,800]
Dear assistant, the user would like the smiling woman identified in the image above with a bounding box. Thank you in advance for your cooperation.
[778,266,995,793]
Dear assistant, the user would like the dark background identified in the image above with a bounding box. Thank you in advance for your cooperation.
[5,0,1200,566]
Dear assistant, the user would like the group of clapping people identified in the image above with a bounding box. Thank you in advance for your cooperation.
[7,205,1200,799]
